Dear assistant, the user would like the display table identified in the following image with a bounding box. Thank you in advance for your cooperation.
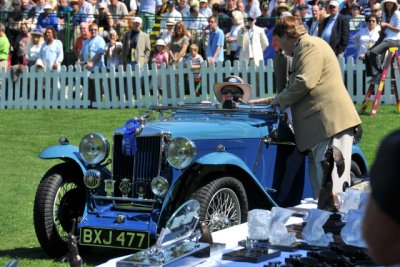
[97,205,313,267]
[97,203,376,266]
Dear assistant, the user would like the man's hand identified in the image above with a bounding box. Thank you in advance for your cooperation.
[270,97,279,106]
[247,97,274,104]
[86,62,93,70]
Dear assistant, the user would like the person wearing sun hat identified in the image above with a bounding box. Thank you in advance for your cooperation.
[199,0,212,17]
[371,3,382,17]
[365,0,400,82]
[213,76,252,108]
[151,39,169,95]
[151,39,168,69]
[26,28,44,67]
[271,2,290,18]
[36,3,58,31]
[160,18,175,45]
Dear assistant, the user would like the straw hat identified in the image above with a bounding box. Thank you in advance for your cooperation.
[372,3,381,10]
[276,2,290,11]
[213,76,252,103]
[166,18,175,26]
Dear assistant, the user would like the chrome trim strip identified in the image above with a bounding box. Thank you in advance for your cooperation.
[93,195,157,203]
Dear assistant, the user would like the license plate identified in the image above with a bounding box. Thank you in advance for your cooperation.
[79,227,150,250]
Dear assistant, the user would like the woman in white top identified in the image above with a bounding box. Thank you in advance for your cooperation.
[26,29,44,68]
[225,10,244,63]
[353,14,381,60]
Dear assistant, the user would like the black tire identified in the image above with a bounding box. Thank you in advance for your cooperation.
[33,163,85,259]
[350,160,362,179]
[190,177,248,232]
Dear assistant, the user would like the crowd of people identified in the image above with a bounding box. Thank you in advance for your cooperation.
[0,0,398,72]
[0,0,399,103]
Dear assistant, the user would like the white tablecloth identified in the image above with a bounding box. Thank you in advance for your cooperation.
[96,205,315,267]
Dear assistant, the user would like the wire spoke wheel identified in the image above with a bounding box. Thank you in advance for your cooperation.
[191,176,248,233]
[205,188,241,232]
[54,182,78,242]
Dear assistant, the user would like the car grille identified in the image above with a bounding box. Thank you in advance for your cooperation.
[112,134,162,199]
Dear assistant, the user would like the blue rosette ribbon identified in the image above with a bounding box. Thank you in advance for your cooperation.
[122,119,140,156]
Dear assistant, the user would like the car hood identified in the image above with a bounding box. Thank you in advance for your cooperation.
[117,116,271,140]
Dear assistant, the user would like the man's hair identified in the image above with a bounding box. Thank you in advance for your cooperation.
[208,15,218,25]
[273,16,308,39]
[89,22,98,28]
[365,14,380,23]
[0,23,5,32]
[212,3,221,13]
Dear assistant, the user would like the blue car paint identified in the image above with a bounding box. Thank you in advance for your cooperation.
[38,106,368,253]
[195,150,278,205]
[80,203,158,233]
[137,117,271,140]
[39,144,86,170]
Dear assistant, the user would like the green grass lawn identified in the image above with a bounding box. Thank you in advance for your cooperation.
[0,105,398,266]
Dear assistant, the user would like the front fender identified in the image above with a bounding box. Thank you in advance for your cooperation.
[196,152,254,174]
[195,152,277,205]
[39,144,86,171]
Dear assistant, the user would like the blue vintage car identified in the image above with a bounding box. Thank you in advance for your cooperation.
[33,103,368,258]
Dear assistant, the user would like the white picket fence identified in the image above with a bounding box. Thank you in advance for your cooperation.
[0,57,398,110]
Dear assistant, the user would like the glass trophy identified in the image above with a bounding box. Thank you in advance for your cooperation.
[117,200,210,267]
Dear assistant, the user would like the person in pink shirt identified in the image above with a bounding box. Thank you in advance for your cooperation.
[151,39,169,69]
[151,39,169,96]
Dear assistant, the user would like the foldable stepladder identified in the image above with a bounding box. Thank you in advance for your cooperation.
[359,47,400,116]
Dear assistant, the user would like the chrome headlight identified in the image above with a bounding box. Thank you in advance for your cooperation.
[151,176,169,197]
[83,169,101,189]
[166,137,197,169]
[79,132,110,165]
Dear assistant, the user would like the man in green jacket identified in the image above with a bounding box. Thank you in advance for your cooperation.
[249,16,361,199]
